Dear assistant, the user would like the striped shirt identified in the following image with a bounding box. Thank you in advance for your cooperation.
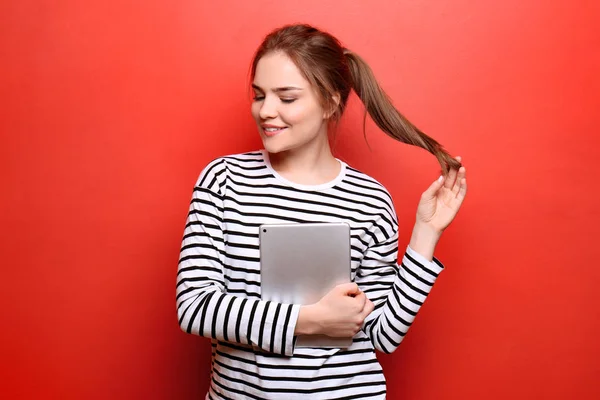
[176,150,445,399]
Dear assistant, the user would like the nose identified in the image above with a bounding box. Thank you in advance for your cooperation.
[258,96,278,120]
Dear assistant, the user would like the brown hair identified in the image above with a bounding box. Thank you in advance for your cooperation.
[250,24,462,174]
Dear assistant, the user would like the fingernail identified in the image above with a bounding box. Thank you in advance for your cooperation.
[438,175,444,182]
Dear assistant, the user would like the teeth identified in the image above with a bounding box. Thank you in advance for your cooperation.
[265,127,284,132]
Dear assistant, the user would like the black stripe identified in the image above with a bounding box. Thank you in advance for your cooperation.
[217,340,374,359]
[182,230,224,243]
[188,208,223,223]
[175,286,197,303]
[211,377,267,400]
[388,287,416,324]
[269,303,282,354]
[197,159,225,188]
[212,366,386,394]
[186,290,216,334]
[226,174,394,217]
[394,282,424,307]
[381,312,407,340]
[222,153,263,163]
[234,297,247,343]
[197,291,218,336]
[329,389,388,400]
[281,305,292,355]
[246,301,260,346]
[214,348,379,370]
[226,185,395,228]
[224,276,260,288]
[257,301,271,350]
[226,288,260,297]
[213,358,382,382]
[405,251,440,279]
[178,294,199,328]
[400,261,434,287]
[397,270,430,297]
[211,294,226,339]
[176,276,224,289]
[380,325,399,351]
[176,264,222,277]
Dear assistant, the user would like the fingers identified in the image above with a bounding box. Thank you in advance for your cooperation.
[448,156,466,195]
[451,156,467,197]
[337,282,360,296]
[444,156,461,189]
[361,299,375,318]
[424,174,445,199]
[356,300,375,334]
[354,290,367,308]
[459,178,467,199]
[453,168,466,197]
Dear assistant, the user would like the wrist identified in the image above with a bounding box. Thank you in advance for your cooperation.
[295,305,320,335]
[412,221,442,239]
[409,222,442,261]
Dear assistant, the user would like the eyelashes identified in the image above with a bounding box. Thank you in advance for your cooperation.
[252,96,297,104]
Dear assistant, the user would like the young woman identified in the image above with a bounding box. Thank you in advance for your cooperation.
[177,24,467,399]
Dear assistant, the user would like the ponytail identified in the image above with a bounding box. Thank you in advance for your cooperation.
[343,49,461,174]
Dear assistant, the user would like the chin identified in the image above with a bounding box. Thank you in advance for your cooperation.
[262,138,293,154]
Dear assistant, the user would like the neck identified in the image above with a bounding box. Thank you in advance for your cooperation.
[267,129,340,185]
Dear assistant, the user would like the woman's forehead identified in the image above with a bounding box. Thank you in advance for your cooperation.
[253,52,310,90]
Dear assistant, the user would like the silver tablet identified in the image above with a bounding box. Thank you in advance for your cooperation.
[259,222,353,348]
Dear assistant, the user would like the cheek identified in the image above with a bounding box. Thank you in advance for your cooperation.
[251,103,260,121]
[283,102,323,126]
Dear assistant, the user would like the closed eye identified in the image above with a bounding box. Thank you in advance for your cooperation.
[252,96,296,104]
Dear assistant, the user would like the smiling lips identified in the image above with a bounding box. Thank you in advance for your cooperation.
[262,124,287,137]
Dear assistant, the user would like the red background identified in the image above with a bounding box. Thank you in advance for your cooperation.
[2,0,599,399]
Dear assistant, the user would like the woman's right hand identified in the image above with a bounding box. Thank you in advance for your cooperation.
[295,283,375,337]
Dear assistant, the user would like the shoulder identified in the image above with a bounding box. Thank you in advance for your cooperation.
[342,164,395,208]
[196,150,265,191]
[341,163,399,240]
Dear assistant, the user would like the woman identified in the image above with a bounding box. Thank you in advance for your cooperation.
[177,24,467,399]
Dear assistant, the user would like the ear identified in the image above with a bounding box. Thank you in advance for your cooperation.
[323,93,341,119]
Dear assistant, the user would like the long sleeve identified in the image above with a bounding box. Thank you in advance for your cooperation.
[176,161,300,356]
[355,229,444,354]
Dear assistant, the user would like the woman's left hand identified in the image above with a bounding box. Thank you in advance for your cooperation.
[416,156,467,233]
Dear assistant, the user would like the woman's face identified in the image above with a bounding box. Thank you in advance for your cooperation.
[251,52,329,154]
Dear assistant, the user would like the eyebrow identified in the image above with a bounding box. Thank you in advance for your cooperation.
[251,84,303,93]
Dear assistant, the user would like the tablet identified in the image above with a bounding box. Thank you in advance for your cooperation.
[259,222,353,348]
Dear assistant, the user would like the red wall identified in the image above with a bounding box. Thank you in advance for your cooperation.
[2,1,598,399]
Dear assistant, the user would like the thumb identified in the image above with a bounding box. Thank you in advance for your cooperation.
[337,282,360,296]
[423,175,445,198]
